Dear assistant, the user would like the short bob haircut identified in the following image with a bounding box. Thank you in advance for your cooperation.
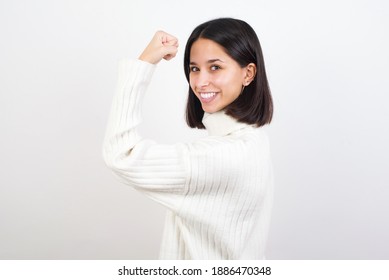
[184,18,273,129]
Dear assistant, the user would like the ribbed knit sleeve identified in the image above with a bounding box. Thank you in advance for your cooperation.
[102,59,189,210]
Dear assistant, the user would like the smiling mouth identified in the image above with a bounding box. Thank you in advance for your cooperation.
[199,92,219,103]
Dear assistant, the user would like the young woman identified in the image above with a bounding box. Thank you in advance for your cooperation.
[103,18,274,260]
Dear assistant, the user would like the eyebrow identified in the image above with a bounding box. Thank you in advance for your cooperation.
[189,59,225,65]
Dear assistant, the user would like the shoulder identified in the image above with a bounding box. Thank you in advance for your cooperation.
[184,127,271,180]
[188,126,270,156]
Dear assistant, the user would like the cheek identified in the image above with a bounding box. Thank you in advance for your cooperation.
[216,72,243,93]
[212,73,232,87]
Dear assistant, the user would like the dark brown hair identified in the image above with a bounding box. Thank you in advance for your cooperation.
[184,18,273,128]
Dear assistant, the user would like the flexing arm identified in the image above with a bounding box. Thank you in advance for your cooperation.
[102,31,189,210]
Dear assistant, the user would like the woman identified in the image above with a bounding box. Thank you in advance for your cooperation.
[103,18,274,259]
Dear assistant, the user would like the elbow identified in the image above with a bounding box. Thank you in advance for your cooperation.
[102,144,134,172]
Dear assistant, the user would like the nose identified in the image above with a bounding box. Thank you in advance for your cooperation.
[196,71,210,88]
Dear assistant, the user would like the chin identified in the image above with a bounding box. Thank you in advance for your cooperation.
[202,107,219,114]
[202,103,227,113]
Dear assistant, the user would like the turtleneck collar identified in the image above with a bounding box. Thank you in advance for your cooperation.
[202,110,250,136]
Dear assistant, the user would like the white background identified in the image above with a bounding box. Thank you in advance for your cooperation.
[0,0,388,259]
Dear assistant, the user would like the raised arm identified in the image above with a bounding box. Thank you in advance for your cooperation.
[102,31,188,210]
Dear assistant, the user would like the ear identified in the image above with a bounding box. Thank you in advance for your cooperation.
[243,63,257,86]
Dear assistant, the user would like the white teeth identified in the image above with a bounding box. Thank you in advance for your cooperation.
[200,92,216,99]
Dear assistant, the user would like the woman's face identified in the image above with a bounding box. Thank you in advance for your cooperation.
[189,38,247,113]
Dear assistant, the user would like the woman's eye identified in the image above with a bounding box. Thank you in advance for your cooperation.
[190,66,199,72]
[211,65,221,71]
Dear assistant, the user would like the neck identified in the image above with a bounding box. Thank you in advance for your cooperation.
[202,110,250,136]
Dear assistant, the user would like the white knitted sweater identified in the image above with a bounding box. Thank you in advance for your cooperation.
[103,59,273,259]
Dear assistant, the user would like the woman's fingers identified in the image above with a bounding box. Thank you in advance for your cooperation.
[139,31,179,64]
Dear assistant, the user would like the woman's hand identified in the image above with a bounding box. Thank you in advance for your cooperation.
[139,31,179,64]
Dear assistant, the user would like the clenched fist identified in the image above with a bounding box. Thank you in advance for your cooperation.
[139,31,179,64]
